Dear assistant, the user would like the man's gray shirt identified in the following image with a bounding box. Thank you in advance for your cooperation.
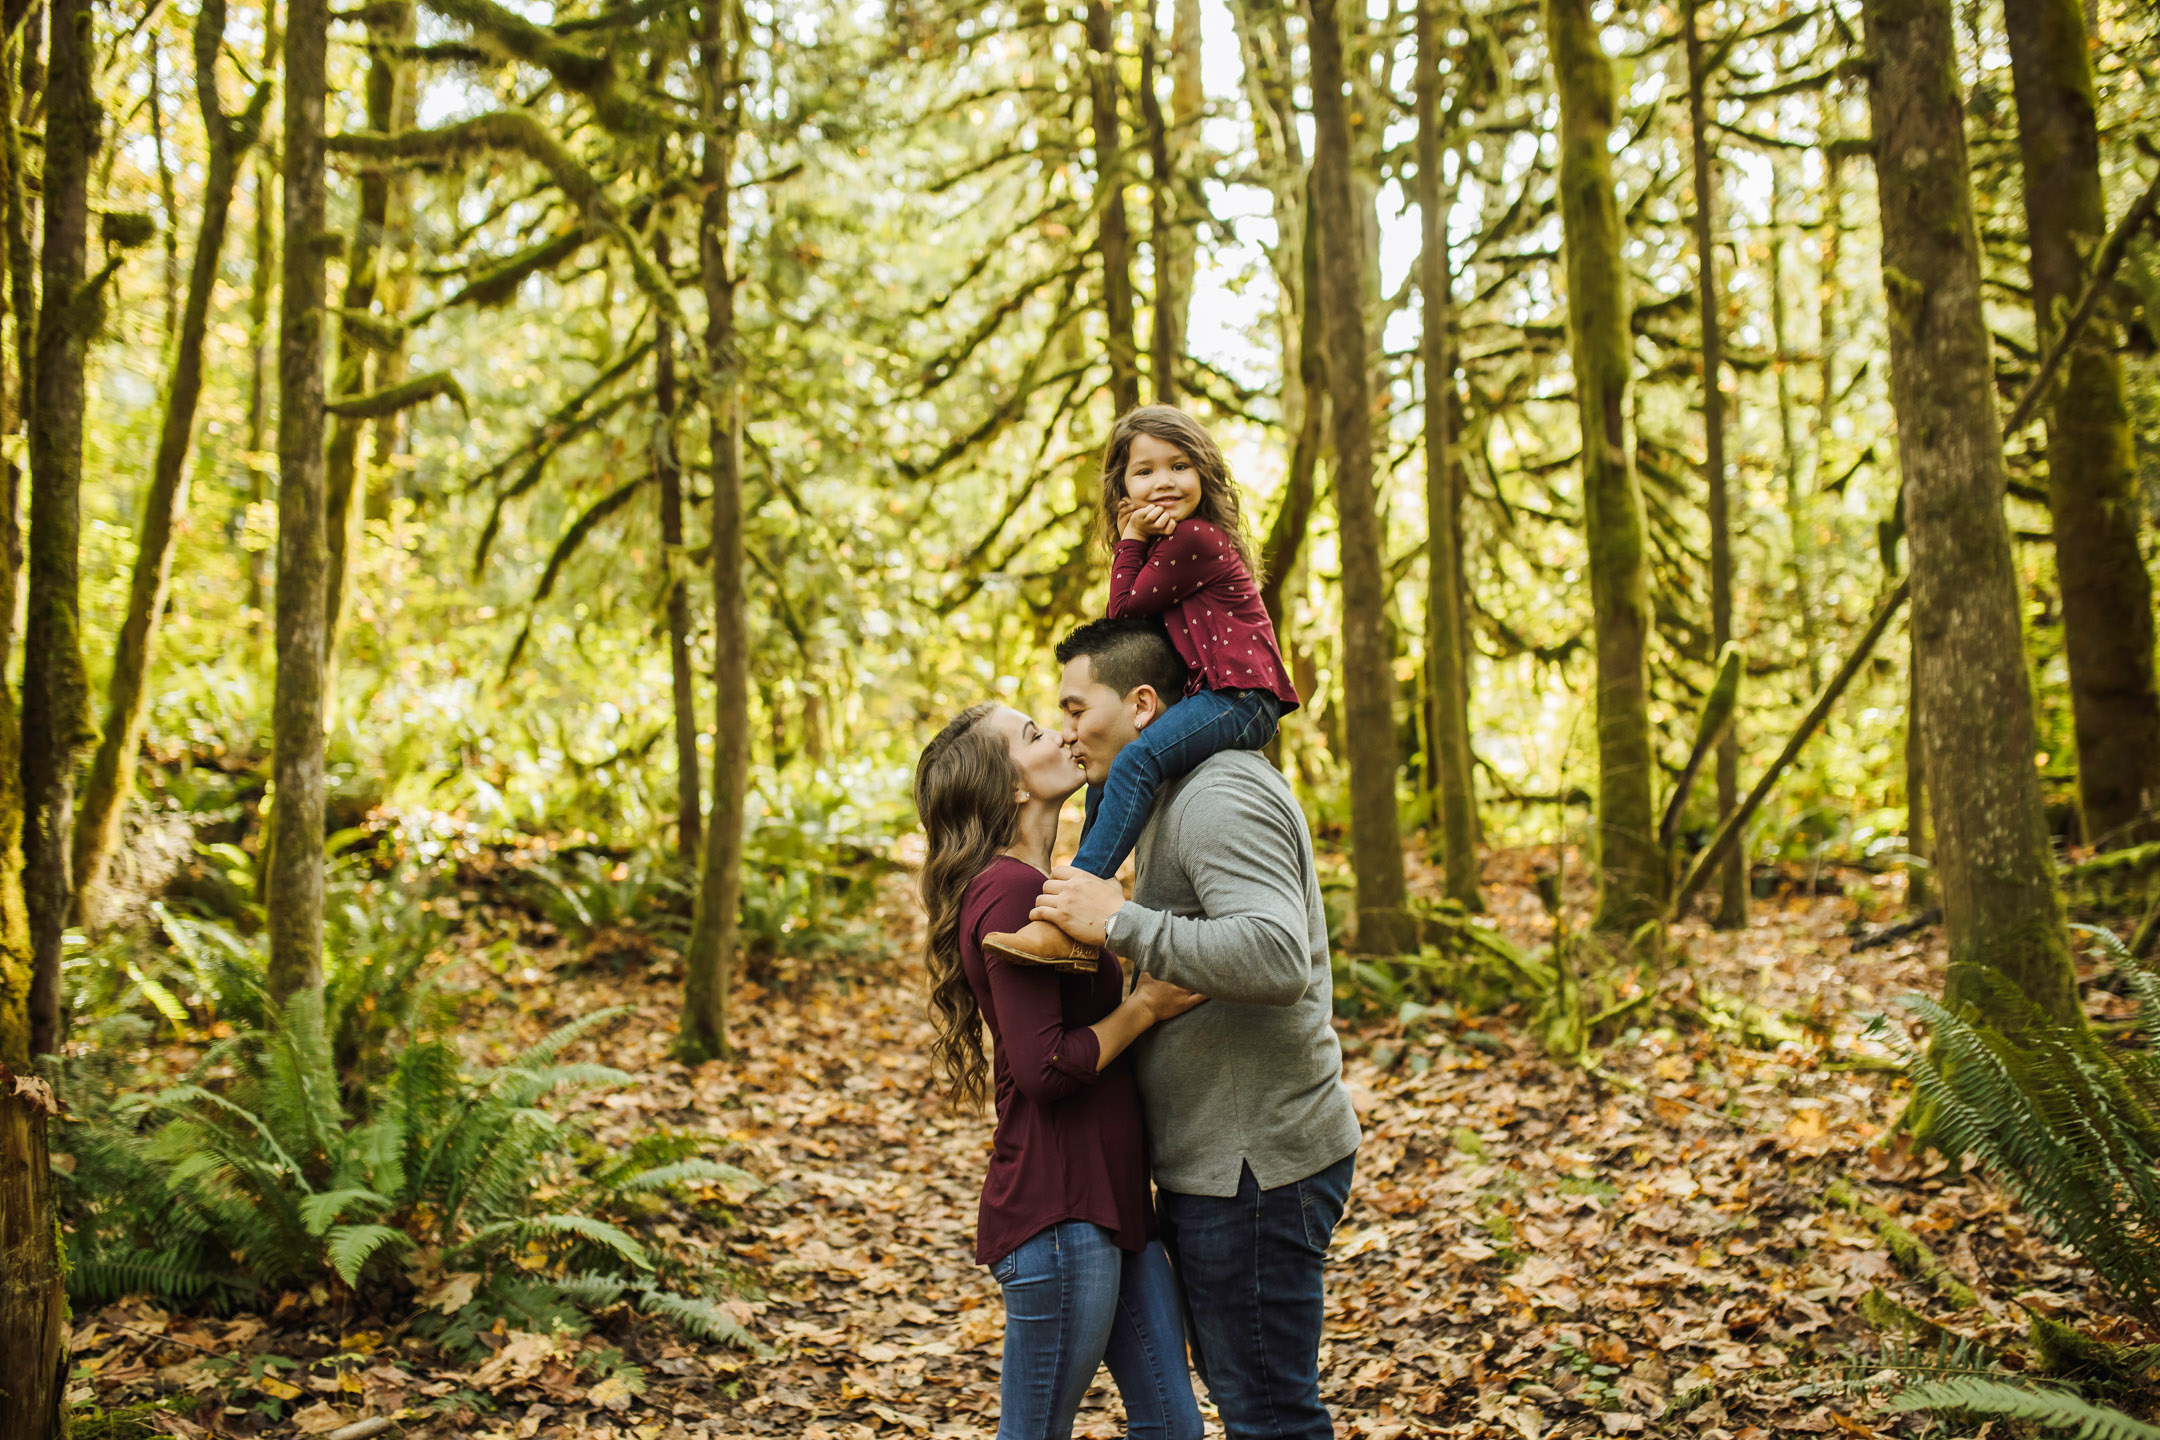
[1105,749,1361,1198]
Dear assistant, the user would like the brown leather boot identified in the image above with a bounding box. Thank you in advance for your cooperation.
[982,919,1100,973]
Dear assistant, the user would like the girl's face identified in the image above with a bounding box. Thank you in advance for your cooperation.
[987,706,1085,807]
[1123,432,1203,522]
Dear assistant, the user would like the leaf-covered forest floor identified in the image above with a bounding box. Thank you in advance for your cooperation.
[79,850,2157,1440]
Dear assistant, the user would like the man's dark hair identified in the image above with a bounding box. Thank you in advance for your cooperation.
[1056,617,1186,701]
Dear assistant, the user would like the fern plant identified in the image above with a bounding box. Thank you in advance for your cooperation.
[1892,933,2160,1322]
[60,995,753,1347]
[1888,1378,2160,1439]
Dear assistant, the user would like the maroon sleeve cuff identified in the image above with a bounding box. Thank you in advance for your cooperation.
[1048,1024,1102,1083]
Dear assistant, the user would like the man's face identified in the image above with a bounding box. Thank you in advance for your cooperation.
[1059,655,1158,787]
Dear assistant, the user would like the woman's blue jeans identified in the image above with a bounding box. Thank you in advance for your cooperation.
[1071,687,1280,880]
[992,1222,1203,1440]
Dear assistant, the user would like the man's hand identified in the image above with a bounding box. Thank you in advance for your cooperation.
[1030,865,1127,947]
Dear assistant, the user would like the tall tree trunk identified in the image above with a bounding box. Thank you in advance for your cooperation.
[1259,175,1323,635]
[0,53,53,1374]
[0,1062,64,1440]
[1684,0,1744,930]
[22,0,97,1058]
[1140,15,1175,403]
[655,232,701,859]
[1770,157,1816,691]
[1306,0,1413,953]
[0,20,25,1075]
[1861,0,2077,1025]
[1088,0,1137,414]
[1416,0,1477,911]
[148,30,178,342]
[2003,0,2160,849]
[323,0,409,648]
[1155,0,1200,402]
[244,0,279,628]
[1905,644,1932,909]
[268,0,331,1002]
[1546,0,1660,934]
[74,0,267,932]
[679,0,746,1062]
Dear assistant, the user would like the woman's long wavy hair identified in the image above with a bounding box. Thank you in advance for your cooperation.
[1094,404,1263,583]
[914,703,1018,1110]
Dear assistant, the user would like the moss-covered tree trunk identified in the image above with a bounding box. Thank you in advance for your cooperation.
[679,0,747,1062]
[1416,0,1477,911]
[2002,0,2160,849]
[244,0,281,629]
[21,0,98,1057]
[1905,647,1932,909]
[0,1061,65,1440]
[268,0,331,1002]
[323,0,410,647]
[655,231,701,859]
[0,21,28,1076]
[0,67,55,1376]
[1683,0,1744,929]
[1307,0,1413,952]
[1861,0,2077,1024]
[1545,0,1660,934]
[74,0,267,932]
[1088,0,1137,414]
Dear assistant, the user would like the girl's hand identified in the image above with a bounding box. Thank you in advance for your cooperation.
[1121,502,1176,541]
[1133,972,1208,1023]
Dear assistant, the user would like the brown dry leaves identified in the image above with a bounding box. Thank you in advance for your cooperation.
[78,863,2148,1439]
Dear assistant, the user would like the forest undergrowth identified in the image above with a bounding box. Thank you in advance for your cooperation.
[69,852,2157,1440]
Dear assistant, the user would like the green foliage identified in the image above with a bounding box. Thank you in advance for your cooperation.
[1890,926,2160,1321]
[1887,1378,2160,1439]
[1330,901,1551,1019]
[517,844,692,952]
[57,996,753,1349]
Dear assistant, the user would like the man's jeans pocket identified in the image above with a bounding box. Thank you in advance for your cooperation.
[1295,1154,1354,1254]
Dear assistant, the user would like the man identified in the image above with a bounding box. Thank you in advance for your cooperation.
[1028,616,1361,1440]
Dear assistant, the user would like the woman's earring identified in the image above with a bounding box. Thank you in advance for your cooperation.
[1017,791,1031,803]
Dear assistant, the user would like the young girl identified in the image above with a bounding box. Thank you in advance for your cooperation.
[986,405,1302,968]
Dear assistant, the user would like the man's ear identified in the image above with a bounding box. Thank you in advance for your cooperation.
[1129,685,1165,732]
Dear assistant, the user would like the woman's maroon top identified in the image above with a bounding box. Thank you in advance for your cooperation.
[959,856,1154,1265]
[1107,516,1301,710]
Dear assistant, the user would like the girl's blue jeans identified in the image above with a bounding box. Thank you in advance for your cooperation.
[1071,687,1281,879]
[992,1222,1203,1440]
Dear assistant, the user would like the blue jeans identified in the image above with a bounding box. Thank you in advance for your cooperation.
[1071,687,1281,879]
[993,1222,1203,1440]
[1158,1154,1356,1440]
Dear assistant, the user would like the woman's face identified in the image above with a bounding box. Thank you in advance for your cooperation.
[1123,432,1202,522]
[986,706,1084,806]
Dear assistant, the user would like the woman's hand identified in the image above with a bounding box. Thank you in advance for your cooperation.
[1133,972,1208,1023]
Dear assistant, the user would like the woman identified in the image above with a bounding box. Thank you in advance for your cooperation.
[915,702,1206,1440]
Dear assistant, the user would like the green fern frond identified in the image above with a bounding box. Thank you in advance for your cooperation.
[466,1213,653,1271]
[298,1188,395,1236]
[551,1272,631,1308]
[632,1287,752,1346]
[609,1159,756,1195]
[1890,1378,2160,1438]
[325,1224,414,1286]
